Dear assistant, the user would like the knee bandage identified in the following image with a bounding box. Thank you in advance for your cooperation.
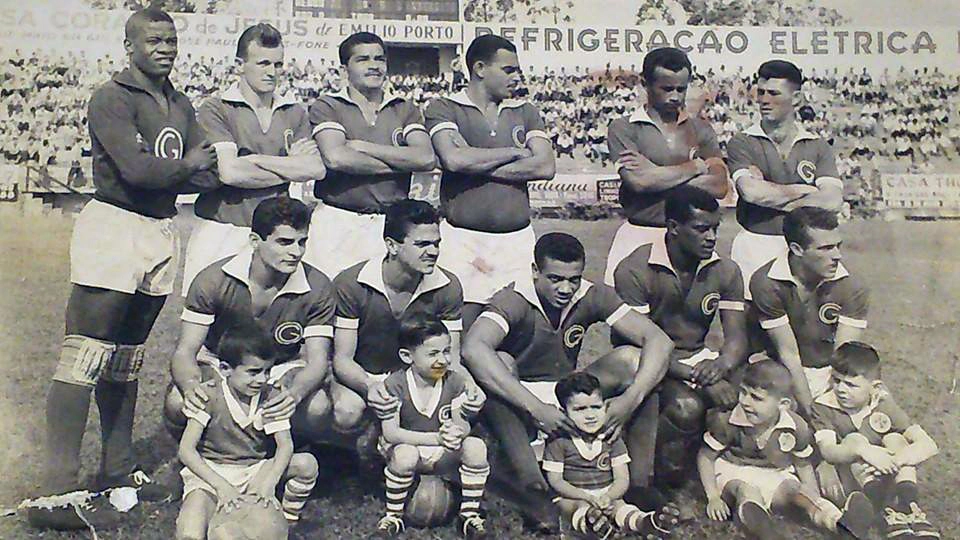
[52,335,117,387]
[101,344,145,382]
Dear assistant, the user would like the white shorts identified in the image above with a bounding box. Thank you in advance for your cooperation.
[437,221,536,304]
[378,439,447,469]
[714,457,798,510]
[302,203,385,279]
[553,484,611,504]
[70,199,179,296]
[678,349,720,388]
[181,458,266,498]
[181,217,250,297]
[730,230,787,300]
[603,222,667,286]
[521,380,560,460]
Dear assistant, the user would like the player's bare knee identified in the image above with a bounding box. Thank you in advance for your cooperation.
[460,436,488,467]
[662,389,706,431]
[175,507,209,540]
[288,452,319,480]
[882,432,908,451]
[332,391,365,429]
[163,384,187,425]
[52,335,117,388]
[390,444,421,473]
[841,432,870,448]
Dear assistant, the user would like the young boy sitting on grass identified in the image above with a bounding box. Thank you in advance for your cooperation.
[812,342,940,539]
[372,314,487,539]
[696,359,873,539]
[175,327,319,539]
[542,372,679,539]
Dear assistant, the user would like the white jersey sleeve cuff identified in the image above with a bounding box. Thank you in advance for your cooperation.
[837,316,867,329]
[541,460,564,473]
[303,324,334,339]
[263,419,291,435]
[793,445,814,459]
[478,311,510,334]
[759,314,790,330]
[311,122,346,136]
[183,408,210,427]
[605,304,632,326]
[403,123,427,137]
[704,431,726,452]
[526,129,550,142]
[731,168,753,183]
[629,303,651,315]
[212,141,238,155]
[814,429,838,445]
[719,300,745,311]
[815,176,844,190]
[442,318,463,332]
[611,454,631,466]
[181,309,215,326]
[335,316,359,330]
[429,121,458,137]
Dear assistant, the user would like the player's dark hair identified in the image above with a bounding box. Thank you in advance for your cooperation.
[465,34,517,76]
[758,60,803,89]
[742,360,793,398]
[217,322,277,369]
[398,312,449,351]
[236,23,283,60]
[642,47,691,83]
[338,32,385,66]
[665,185,719,224]
[124,8,174,40]
[252,196,310,240]
[383,199,440,242]
[833,341,882,380]
[782,206,838,249]
[534,232,585,267]
[555,372,602,409]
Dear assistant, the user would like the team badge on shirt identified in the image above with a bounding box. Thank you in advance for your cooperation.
[869,412,892,434]
[564,325,585,348]
[391,127,404,147]
[796,160,817,184]
[596,452,611,471]
[154,126,184,159]
[701,292,721,316]
[778,431,797,452]
[511,125,526,148]
[818,303,841,324]
[274,321,304,345]
[283,128,295,154]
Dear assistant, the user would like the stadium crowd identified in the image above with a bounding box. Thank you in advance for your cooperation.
[3,49,960,206]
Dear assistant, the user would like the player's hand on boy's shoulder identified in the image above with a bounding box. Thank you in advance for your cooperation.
[262,386,299,423]
[691,357,731,386]
[532,403,576,437]
[703,380,738,410]
[601,393,636,440]
[706,495,730,521]
[182,382,210,417]
[367,381,400,418]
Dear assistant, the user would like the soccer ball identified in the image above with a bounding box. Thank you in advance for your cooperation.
[404,475,458,528]
[207,495,289,540]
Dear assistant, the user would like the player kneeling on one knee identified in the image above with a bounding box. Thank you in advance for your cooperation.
[812,342,940,540]
[543,372,679,539]
[175,327,318,540]
[371,314,487,539]
[697,360,857,539]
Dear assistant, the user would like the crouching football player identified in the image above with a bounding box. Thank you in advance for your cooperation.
[372,314,488,538]
[176,327,318,539]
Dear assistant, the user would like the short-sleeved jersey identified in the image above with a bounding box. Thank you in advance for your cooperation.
[334,258,463,375]
[425,91,551,233]
[183,378,290,465]
[182,247,336,362]
[89,68,215,218]
[613,243,744,358]
[607,107,722,227]
[704,405,814,469]
[309,89,425,213]
[749,255,868,368]
[381,369,469,433]
[478,279,632,381]
[727,124,841,235]
[194,85,312,227]
[811,389,914,447]
[542,435,631,490]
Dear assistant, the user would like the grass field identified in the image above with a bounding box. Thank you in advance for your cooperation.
[0,207,957,539]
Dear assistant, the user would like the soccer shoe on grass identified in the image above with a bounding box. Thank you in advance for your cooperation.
[26,505,89,530]
[837,492,875,539]
[883,507,915,539]
[636,503,681,538]
[906,503,940,538]
[737,500,779,540]
[584,506,616,539]
[458,513,489,539]
[95,467,170,502]
[372,513,405,538]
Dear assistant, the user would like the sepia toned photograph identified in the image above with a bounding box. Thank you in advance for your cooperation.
[0,0,957,538]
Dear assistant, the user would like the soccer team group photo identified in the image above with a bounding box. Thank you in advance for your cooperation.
[0,1,957,539]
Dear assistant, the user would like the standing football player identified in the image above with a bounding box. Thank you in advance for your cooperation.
[31,8,218,529]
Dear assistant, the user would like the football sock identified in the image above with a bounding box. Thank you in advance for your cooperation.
[863,480,893,512]
[95,379,138,481]
[481,396,545,489]
[384,467,414,515]
[893,481,918,513]
[282,476,317,520]
[625,393,659,490]
[458,463,489,517]
[45,381,93,493]
[614,503,648,531]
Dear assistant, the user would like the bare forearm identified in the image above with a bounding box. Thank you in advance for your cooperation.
[620,160,701,194]
[324,146,394,175]
[548,474,594,502]
[782,354,813,414]
[440,146,525,174]
[668,358,696,381]
[738,176,819,210]
[688,170,729,199]
[697,448,722,499]
[791,185,843,212]
[250,154,326,183]
[220,156,285,188]
[287,361,328,403]
[467,356,540,414]
[488,155,556,184]
[607,471,630,500]
[333,356,373,396]
[179,446,234,494]
[355,142,436,172]
[171,349,204,393]
[382,426,442,446]
[895,440,938,466]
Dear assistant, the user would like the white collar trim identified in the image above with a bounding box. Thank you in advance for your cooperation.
[648,241,721,277]
[405,369,443,418]
[330,86,403,112]
[766,253,850,286]
[221,247,311,297]
[221,83,299,112]
[515,277,593,329]
[356,257,451,308]
[744,122,819,145]
[448,90,526,113]
[815,389,883,430]
[629,105,689,125]
[571,435,604,461]
[729,404,797,449]
[220,377,262,429]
